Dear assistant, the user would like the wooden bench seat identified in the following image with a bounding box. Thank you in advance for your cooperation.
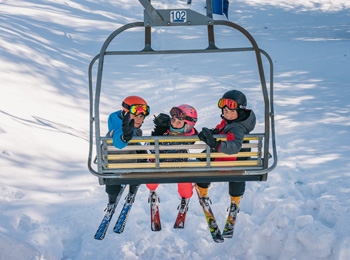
[95,134,268,184]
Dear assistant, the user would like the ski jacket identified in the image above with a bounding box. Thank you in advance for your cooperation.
[108,110,142,149]
[215,109,256,161]
[107,110,143,164]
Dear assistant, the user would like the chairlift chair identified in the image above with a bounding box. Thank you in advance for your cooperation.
[88,0,277,185]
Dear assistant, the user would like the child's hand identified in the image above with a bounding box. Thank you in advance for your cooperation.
[121,112,134,143]
[151,113,170,136]
[153,113,170,128]
[211,128,220,135]
[198,127,221,151]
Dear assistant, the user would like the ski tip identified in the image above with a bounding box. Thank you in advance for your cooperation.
[94,226,108,240]
[222,229,234,238]
[94,235,104,240]
[151,225,162,232]
[173,225,184,229]
[213,236,225,243]
[114,224,124,234]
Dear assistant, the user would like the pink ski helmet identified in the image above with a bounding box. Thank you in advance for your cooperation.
[170,104,197,126]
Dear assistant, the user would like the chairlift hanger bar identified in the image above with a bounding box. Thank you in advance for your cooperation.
[139,0,216,49]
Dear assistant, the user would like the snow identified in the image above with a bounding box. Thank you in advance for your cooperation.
[0,0,349,259]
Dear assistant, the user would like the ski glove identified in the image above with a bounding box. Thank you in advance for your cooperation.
[198,127,221,151]
[121,112,134,143]
[151,113,170,136]
[211,128,220,135]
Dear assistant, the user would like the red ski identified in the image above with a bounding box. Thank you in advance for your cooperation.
[149,191,161,231]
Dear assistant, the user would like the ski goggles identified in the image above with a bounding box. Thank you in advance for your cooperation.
[218,98,245,110]
[170,107,197,123]
[129,104,150,116]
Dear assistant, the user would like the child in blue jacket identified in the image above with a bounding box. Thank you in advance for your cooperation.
[105,96,150,212]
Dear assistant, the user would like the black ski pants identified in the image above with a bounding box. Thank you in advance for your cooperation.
[105,182,139,204]
[196,181,245,197]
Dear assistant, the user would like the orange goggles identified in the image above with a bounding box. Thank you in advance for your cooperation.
[218,98,239,110]
[129,104,150,116]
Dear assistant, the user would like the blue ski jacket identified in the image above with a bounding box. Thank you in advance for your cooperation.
[107,110,142,149]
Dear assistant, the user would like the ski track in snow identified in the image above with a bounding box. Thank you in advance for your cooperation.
[0,0,349,259]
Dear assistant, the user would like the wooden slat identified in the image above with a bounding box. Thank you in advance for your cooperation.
[107,142,258,151]
[107,152,258,160]
[107,160,260,169]
[106,136,260,144]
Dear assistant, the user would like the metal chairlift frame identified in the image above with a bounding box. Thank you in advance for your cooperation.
[88,0,278,184]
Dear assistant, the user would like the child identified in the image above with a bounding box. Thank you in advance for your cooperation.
[105,96,150,214]
[147,104,198,229]
[196,90,256,238]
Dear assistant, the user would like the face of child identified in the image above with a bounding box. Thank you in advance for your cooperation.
[130,113,145,128]
[222,107,238,121]
[171,117,185,129]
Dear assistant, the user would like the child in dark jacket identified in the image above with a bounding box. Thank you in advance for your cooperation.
[147,104,198,230]
[196,90,256,238]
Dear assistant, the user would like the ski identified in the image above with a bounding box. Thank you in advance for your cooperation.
[113,185,139,234]
[174,198,190,229]
[94,185,126,240]
[222,202,239,238]
[149,191,161,231]
[195,186,224,243]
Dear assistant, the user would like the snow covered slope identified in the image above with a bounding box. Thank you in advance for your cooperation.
[0,0,349,259]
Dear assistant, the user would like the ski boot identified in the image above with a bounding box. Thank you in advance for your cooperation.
[174,197,190,229]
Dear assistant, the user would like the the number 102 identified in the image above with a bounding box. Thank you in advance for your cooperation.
[171,11,186,22]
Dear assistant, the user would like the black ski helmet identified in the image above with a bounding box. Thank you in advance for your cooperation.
[222,90,247,109]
